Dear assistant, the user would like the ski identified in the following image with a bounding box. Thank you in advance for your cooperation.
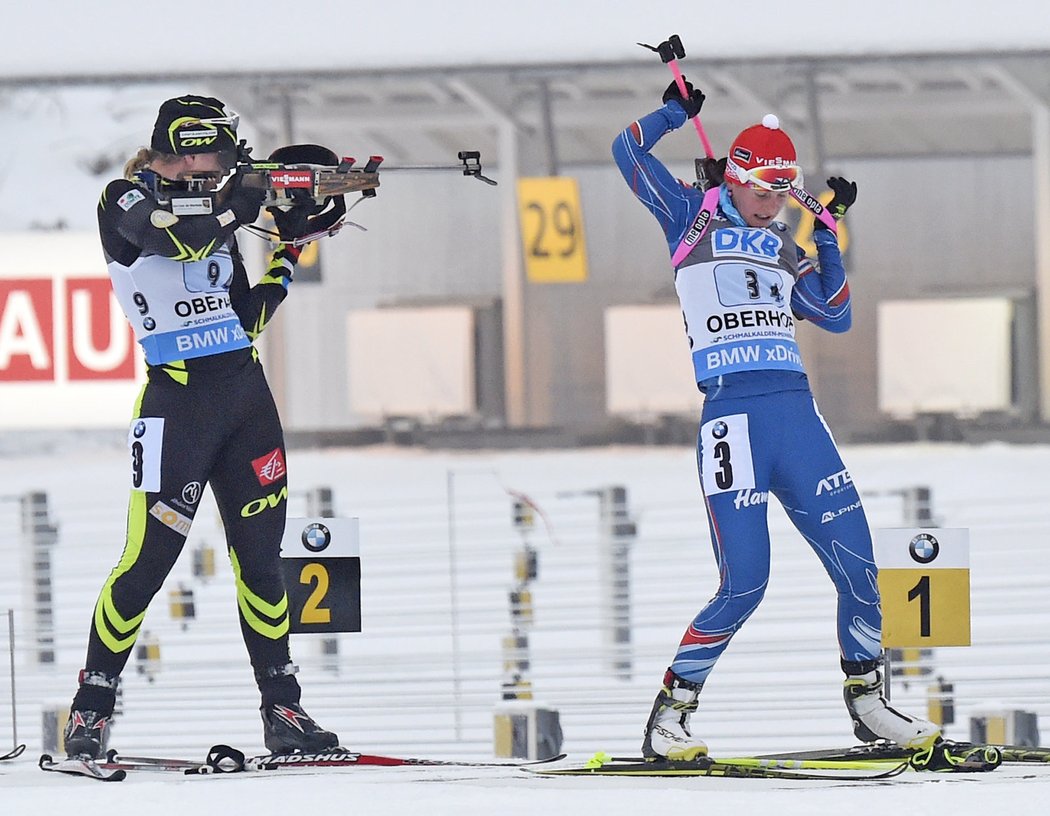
[99,744,566,775]
[38,753,127,782]
[524,752,908,781]
[752,740,1003,773]
[952,742,1050,764]
[241,748,566,771]
[1,744,26,761]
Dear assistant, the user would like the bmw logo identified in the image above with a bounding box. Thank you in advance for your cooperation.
[712,421,728,439]
[143,317,156,331]
[302,523,331,553]
[909,533,939,564]
[133,421,146,438]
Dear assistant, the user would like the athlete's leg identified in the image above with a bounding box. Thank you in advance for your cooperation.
[771,393,940,747]
[210,369,338,751]
[68,377,217,756]
[769,392,881,663]
[669,402,774,684]
[644,399,775,759]
[208,377,293,694]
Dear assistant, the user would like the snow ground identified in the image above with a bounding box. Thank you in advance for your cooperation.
[1,440,1049,812]
[3,753,1050,816]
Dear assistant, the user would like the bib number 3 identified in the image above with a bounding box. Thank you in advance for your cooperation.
[700,413,756,496]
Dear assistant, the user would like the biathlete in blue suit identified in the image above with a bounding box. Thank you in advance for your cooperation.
[612,79,940,760]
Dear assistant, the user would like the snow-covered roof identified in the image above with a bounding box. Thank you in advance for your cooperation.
[6,0,1050,82]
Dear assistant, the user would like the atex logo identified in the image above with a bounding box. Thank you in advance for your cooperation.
[816,468,853,496]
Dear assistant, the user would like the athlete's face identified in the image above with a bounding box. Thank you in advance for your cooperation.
[153,153,227,190]
[728,183,790,229]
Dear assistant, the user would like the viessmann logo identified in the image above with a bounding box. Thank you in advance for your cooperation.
[269,171,313,188]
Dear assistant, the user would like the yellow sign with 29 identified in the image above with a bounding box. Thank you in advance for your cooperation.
[517,177,588,283]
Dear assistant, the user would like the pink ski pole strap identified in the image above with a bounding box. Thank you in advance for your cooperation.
[791,187,838,234]
[671,186,721,267]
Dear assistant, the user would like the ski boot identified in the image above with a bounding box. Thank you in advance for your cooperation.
[641,668,708,761]
[843,658,941,749]
[261,703,340,754]
[64,710,112,760]
[65,670,119,759]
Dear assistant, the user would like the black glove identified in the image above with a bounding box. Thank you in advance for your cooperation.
[814,176,857,231]
[264,144,347,242]
[662,77,705,119]
[225,179,266,225]
[268,205,313,242]
[826,177,857,220]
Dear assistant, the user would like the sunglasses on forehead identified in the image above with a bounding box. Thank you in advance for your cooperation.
[195,111,240,132]
[726,157,803,192]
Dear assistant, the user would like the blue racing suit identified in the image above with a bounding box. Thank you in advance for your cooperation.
[613,102,882,683]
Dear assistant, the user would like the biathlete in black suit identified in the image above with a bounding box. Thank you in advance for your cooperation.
[64,95,345,759]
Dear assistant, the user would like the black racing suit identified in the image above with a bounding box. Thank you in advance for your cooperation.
[72,175,306,714]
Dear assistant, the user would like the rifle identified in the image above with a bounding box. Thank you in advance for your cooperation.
[239,149,496,208]
[142,149,495,219]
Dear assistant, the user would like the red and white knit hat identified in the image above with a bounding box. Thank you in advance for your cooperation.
[723,114,801,191]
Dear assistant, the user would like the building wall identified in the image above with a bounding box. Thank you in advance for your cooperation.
[268,153,1035,438]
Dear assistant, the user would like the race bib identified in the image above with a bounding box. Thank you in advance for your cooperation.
[128,417,164,492]
[700,413,756,496]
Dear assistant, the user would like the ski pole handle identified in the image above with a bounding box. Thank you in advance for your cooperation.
[666,57,715,159]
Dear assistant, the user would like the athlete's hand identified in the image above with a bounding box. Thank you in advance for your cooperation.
[225,181,266,226]
[826,177,857,220]
[814,176,857,230]
[662,78,705,119]
[268,205,312,241]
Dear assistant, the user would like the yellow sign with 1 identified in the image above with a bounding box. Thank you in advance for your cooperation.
[873,528,970,647]
[517,177,588,283]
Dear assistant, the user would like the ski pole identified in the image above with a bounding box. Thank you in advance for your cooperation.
[638,34,715,159]
[638,34,838,233]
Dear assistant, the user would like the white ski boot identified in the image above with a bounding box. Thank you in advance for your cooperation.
[843,661,941,749]
[641,668,708,761]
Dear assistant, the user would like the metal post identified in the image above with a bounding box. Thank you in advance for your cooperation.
[883,647,892,702]
[536,78,560,177]
[305,487,338,672]
[446,470,464,741]
[7,610,16,750]
[447,79,528,427]
[21,492,57,665]
[595,486,636,680]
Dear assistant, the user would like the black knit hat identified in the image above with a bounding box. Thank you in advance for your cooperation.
[150,95,238,156]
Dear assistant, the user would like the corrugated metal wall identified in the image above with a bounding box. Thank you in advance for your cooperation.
[266,154,1035,439]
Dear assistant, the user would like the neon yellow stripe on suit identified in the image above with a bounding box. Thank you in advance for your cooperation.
[131,381,147,417]
[229,548,290,639]
[92,490,150,653]
[162,360,189,385]
[164,231,216,262]
[248,304,268,341]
